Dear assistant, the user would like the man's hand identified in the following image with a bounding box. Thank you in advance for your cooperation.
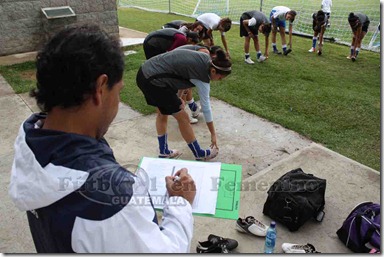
[165,168,196,205]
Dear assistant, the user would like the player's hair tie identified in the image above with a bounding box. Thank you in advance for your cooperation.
[211,62,231,71]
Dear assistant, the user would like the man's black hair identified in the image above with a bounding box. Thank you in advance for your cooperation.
[31,24,124,112]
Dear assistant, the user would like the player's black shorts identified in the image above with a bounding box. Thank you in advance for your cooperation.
[362,20,370,33]
[240,14,259,37]
[136,67,182,115]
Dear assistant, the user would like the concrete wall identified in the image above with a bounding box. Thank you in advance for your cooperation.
[0,0,119,56]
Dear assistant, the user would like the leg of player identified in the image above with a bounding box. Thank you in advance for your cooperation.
[244,36,254,64]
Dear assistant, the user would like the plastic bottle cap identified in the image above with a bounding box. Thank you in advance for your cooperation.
[270,221,276,228]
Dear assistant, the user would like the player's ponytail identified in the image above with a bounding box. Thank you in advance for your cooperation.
[211,49,232,75]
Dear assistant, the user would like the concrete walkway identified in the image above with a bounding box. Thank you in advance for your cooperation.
[0,27,380,253]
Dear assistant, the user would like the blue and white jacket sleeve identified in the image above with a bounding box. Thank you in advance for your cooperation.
[71,176,194,253]
[190,79,213,123]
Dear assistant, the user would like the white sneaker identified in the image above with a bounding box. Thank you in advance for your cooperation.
[191,105,201,118]
[308,47,315,53]
[195,147,219,161]
[257,55,267,62]
[282,243,319,253]
[244,58,255,64]
[159,149,182,159]
[189,116,198,124]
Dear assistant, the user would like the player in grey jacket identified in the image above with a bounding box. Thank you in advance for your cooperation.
[136,49,232,161]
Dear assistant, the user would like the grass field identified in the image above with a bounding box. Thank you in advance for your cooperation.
[119,0,380,48]
[0,7,380,171]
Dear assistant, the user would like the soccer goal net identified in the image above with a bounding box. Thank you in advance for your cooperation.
[118,0,380,51]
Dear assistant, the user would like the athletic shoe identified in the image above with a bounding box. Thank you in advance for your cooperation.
[283,49,292,56]
[257,55,267,63]
[273,49,282,54]
[235,216,268,236]
[189,116,198,124]
[191,105,201,118]
[346,56,351,59]
[195,147,218,161]
[282,243,320,253]
[308,47,315,53]
[317,49,322,56]
[158,149,182,159]
[351,56,356,62]
[196,240,229,253]
[208,234,239,251]
[244,58,255,64]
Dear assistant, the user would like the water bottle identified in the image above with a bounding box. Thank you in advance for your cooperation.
[264,221,277,253]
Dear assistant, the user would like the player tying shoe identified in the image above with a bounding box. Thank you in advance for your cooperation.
[270,6,297,56]
[308,10,328,55]
[347,12,370,62]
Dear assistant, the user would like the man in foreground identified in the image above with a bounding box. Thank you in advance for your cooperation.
[8,24,196,253]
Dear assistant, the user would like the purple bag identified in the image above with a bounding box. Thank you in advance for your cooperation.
[337,202,380,252]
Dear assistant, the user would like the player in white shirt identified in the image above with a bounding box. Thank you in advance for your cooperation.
[196,13,232,58]
[321,0,332,27]
[269,6,297,56]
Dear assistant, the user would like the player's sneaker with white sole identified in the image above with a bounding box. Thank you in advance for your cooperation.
[281,243,320,253]
[158,149,182,159]
[257,55,267,62]
[308,47,315,52]
[191,105,201,118]
[195,147,218,161]
[189,116,198,124]
[235,216,268,236]
[244,58,255,64]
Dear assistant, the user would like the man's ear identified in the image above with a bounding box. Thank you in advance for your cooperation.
[93,74,108,106]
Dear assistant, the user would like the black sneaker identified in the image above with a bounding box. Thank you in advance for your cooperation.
[273,49,282,55]
[283,49,292,56]
[208,234,238,251]
[196,240,229,253]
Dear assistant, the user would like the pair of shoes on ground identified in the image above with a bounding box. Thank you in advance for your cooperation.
[282,243,321,253]
[235,216,268,236]
[244,55,267,64]
[196,234,238,253]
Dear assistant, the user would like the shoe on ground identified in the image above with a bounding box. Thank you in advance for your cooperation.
[195,147,218,161]
[282,243,320,253]
[235,216,268,236]
[346,56,351,59]
[283,49,292,56]
[196,240,229,253]
[273,49,282,54]
[158,149,182,159]
[244,57,255,64]
[191,105,201,118]
[351,56,356,62]
[189,116,198,124]
[317,50,322,56]
[208,234,238,251]
[257,55,267,62]
[308,47,315,53]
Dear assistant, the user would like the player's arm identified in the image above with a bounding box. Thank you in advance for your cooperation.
[220,32,230,58]
[207,29,214,45]
[353,27,362,55]
[318,25,325,50]
[264,34,269,57]
[271,17,277,32]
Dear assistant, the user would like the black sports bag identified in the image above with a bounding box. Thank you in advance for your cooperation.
[263,168,326,231]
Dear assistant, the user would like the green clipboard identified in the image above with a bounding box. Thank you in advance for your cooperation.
[195,163,242,220]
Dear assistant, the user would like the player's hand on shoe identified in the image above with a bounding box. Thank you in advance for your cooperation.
[210,134,218,149]
[166,168,196,205]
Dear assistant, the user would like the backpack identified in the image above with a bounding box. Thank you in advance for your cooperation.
[336,202,381,253]
[263,168,326,231]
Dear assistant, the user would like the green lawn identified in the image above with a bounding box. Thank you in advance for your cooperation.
[0,8,380,171]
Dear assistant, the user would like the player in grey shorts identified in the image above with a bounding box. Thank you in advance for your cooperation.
[347,12,370,62]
